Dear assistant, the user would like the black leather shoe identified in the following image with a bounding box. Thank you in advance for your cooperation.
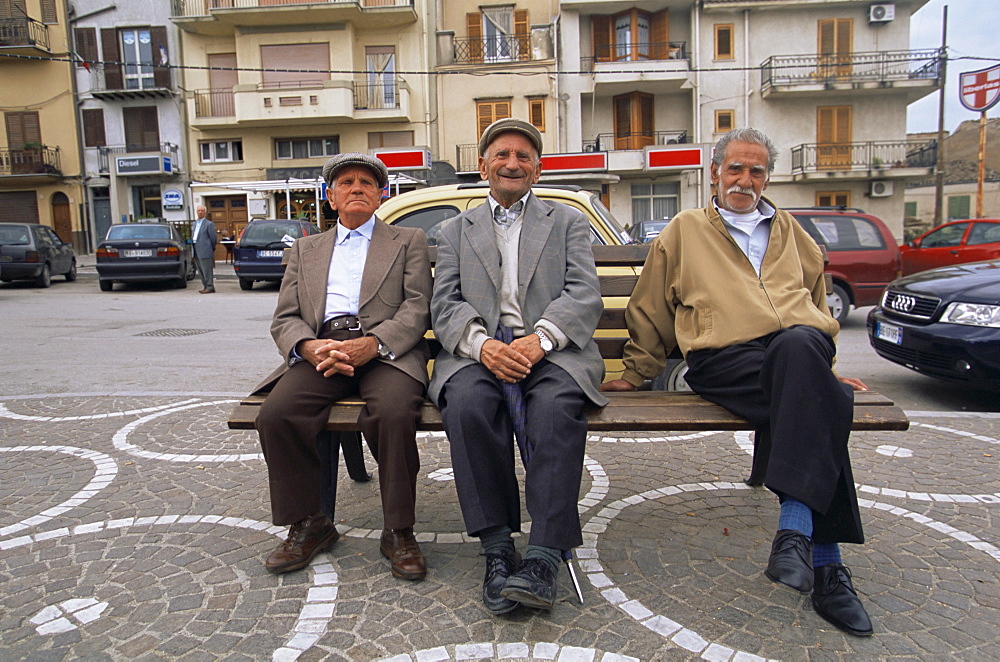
[482,549,520,615]
[500,557,557,609]
[265,513,339,574]
[811,563,873,636]
[764,529,814,593]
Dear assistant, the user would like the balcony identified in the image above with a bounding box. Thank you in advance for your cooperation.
[89,64,176,100]
[582,41,691,95]
[452,34,532,65]
[583,130,688,152]
[761,49,940,101]
[96,143,180,175]
[790,139,937,181]
[0,146,61,185]
[0,17,50,55]
[171,0,416,36]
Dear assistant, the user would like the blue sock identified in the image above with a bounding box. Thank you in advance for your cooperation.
[778,497,814,537]
[812,543,842,568]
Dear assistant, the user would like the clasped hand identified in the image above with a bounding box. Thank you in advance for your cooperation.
[480,336,545,384]
[299,336,378,378]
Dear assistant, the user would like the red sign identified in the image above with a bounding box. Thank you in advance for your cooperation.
[960,64,1000,113]
[646,147,702,170]
[540,152,608,173]
[372,148,431,171]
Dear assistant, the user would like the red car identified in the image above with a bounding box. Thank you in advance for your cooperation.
[901,219,1000,276]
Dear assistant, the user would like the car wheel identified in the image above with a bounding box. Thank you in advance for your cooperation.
[176,276,188,289]
[650,358,692,392]
[99,279,113,292]
[238,277,253,291]
[187,260,197,281]
[65,260,77,281]
[35,264,51,288]
[827,283,850,324]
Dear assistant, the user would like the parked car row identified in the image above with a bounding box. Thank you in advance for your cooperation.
[96,222,195,291]
[0,222,77,287]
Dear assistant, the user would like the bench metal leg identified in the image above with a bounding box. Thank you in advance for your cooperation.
[745,429,770,487]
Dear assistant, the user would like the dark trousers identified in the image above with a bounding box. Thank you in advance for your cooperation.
[195,256,214,289]
[256,331,424,529]
[440,360,588,550]
[684,325,863,544]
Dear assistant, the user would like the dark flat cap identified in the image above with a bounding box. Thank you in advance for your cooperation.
[321,152,389,189]
[478,118,543,156]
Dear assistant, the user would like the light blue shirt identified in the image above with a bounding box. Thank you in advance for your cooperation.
[324,216,375,320]
[714,198,776,277]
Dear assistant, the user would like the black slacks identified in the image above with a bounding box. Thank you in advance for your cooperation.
[684,325,863,544]
[440,360,588,551]
[256,331,424,529]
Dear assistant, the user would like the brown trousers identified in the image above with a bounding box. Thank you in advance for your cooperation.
[256,330,424,529]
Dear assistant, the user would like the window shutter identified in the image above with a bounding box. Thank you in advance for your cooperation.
[592,15,611,63]
[41,0,57,23]
[124,106,159,151]
[74,27,98,65]
[514,9,529,61]
[466,12,483,63]
[150,26,170,88]
[529,98,544,131]
[639,93,654,137]
[82,108,106,147]
[5,111,41,147]
[818,19,835,57]
[650,9,669,60]
[101,28,123,90]
[261,43,329,87]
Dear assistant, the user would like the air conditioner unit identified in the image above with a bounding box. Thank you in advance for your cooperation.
[869,4,895,22]
[869,180,893,197]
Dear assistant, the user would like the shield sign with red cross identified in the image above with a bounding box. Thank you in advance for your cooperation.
[960,64,1000,113]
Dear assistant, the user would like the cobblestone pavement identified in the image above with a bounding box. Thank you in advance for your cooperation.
[1,392,997,661]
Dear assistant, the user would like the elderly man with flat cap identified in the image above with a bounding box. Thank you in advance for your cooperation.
[253,152,432,580]
[429,118,606,613]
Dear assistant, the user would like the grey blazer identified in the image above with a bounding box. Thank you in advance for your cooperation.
[428,193,607,406]
[254,218,432,393]
[192,218,217,259]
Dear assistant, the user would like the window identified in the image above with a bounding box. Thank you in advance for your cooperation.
[817,191,850,207]
[816,105,851,169]
[630,182,679,224]
[74,27,98,66]
[920,222,968,248]
[363,46,397,109]
[41,0,57,23]
[368,131,414,149]
[200,140,243,163]
[714,110,734,134]
[714,24,734,60]
[904,201,917,218]
[947,195,970,220]
[120,29,155,90]
[5,110,41,148]
[476,99,511,136]
[528,97,545,132]
[968,222,1000,246]
[261,44,329,88]
[82,109,106,147]
[100,27,169,90]
[466,8,529,63]
[122,106,159,151]
[275,137,339,160]
[613,92,653,150]
[818,18,852,78]
[592,9,669,62]
[134,184,162,219]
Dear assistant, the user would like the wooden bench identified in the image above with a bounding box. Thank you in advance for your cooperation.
[228,244,909,495]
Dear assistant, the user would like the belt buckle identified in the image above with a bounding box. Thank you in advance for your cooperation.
[345,318,361,331]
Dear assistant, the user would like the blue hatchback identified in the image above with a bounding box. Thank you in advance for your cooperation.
[234,219,322,290]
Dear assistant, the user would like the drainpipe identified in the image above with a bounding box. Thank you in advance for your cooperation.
[67,2,92,252]
[743,10,750,127]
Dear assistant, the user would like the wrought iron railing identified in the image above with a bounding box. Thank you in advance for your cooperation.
[88,63,174,94]
[0,147,60,176]
[581,41,687,70]
[790,139,937,174]
[172,0,412,18]
[0,17,49,50]
[453,34,531,64]
[354,77,400,109]
[97,143,179,173]
[583,130,688,152]
[194,89,236,118]
[761,49,940,90]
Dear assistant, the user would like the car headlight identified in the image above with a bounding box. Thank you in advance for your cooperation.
[940,302,1000,327]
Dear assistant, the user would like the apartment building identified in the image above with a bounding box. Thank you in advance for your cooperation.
[1,0,85,249]
[171,0,436,236]
[72,0,187,245]
[555,0,939,238]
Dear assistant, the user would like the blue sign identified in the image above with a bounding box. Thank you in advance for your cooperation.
[163,157,172,173]
[162,189,183,211]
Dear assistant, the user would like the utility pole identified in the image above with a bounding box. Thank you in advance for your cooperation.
[932,5,948,226]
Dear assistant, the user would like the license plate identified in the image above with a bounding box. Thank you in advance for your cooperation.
[123,249,152,258]
[258,250,284,258]
[876,321,902,345]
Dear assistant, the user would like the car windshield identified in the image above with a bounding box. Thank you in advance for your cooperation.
[241,222,308,248]
[107,225,171,240]
[0,226,30,245]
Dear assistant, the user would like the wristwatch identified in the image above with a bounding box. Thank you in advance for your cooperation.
[534,328,554,354]
[376,339,391,359]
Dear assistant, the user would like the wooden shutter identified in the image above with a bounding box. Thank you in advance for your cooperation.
[514,9,529,61]
[41,0,56,22]
[592,15,611,63]
[639,93,654,141]
[715,24,733,59]
[74,27,98,65]
[818,18,852,77]
[650,9,669,60]
[101,28,123,90]
[477,100,510,136]
[466,12,483,63]
[123,106,159,151]
[528,98,544,131]
[817,106,851,169]
[261,43,329,87]
[150,26,170,88]
[81,108,106,147]
[5,111,41,147]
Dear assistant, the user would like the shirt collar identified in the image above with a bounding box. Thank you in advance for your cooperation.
[712,197,776,225]
[336,215,376,244]
[487,192,531,216]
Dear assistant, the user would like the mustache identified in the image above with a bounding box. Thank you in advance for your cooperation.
[726,185,756,196]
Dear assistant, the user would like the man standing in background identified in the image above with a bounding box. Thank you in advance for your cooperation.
[192,204,217,293]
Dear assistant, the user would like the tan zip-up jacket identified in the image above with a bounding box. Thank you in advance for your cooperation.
[620,199,838,386]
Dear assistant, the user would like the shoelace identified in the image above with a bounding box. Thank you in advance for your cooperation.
[819,564,856,594]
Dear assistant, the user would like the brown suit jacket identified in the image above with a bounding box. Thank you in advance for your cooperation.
[253,217,432,393]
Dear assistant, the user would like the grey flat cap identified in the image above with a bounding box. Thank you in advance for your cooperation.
[478,118,543,156]
[321,152,389,189]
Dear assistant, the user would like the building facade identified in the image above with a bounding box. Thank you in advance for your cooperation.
[1,0,85,249]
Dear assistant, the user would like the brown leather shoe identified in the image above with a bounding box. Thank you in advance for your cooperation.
[265,513,339,574]
[379,528,426,581]
[199,288,215,294]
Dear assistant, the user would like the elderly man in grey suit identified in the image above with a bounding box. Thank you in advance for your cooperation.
[429,118,606,613]
[191,205,217,293]
[254,153,432,580]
